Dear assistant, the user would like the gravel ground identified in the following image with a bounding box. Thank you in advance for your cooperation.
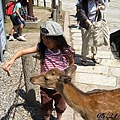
[0,7,59,120]
[0,49,43,120]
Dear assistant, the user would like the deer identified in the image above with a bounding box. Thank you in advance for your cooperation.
[30,65,120,120]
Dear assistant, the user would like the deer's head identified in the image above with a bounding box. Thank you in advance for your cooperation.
[30,65,77,88]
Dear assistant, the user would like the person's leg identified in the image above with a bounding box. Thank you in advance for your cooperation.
[81,28,90,65]
[40,88,54,120]
[91,46,101,63]
[57,113,62,120]
[9,16,18,41]
[16,17,26,41]
[53,91,67,120]
[18,23,24,36]
[91,46,97,58]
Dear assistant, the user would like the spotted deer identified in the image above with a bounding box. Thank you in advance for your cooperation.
[30,65,120,120]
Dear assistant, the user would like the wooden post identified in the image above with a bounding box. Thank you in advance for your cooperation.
[37,0,39,6]
[27,0,34,17]
[21,54,37,107]
[52,0,56,9]
[43,0,46,8]
[59,0,62,11]
[53,9,57,21]
[56,5,59,22]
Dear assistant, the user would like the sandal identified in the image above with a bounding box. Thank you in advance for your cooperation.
[81,60,88,66]
[91,58,101,64]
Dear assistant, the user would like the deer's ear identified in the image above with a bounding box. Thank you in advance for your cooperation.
[64,65,77,76]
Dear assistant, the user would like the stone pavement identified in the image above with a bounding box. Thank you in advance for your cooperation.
[62,0,120,119]
[1,1,120,119]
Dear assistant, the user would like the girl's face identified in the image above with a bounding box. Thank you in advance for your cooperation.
[42,34,57,50]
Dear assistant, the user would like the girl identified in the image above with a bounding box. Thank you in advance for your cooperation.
[3,20,75,120]
[9,0,26,41]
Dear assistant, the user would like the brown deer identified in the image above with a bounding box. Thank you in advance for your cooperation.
[30,65,120,120]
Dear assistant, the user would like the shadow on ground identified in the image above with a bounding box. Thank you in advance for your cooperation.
[74,54,96,66]
[1,89,44,120]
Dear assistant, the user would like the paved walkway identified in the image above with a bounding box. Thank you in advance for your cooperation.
[63,0,120,119]
[1,1,120,119]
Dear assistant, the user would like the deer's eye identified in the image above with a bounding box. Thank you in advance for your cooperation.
[44,77,49,81]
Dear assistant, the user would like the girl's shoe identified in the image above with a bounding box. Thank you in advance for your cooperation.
[17,36,26,41]
[9,36,16,41]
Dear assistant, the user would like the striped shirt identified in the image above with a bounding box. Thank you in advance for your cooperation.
[37,44,75,73]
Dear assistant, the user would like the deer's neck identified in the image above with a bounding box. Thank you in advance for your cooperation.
[56,82,90,119]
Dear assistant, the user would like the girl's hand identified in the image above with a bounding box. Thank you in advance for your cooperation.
[2,60,14,76]
[20,17,24,22]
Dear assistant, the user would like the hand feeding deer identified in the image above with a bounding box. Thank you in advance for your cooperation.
[30,65,120,120]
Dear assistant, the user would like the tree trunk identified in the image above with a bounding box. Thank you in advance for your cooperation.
[52,0,56,9]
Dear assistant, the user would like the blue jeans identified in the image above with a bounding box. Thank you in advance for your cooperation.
[10,16,26,27]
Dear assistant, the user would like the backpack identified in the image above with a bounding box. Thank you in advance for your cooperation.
[110,29,120,59]
[6,1,16,16]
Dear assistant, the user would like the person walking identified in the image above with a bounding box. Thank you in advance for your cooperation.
[79,0,105,66]
[9,0,26,41]
[3,20,75,120]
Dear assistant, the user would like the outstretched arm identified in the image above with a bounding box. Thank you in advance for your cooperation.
[3,46,38,74]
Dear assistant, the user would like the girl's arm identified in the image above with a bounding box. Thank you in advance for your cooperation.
[69,55,75,66]
[3,46,37,73]
[16,7,24,22]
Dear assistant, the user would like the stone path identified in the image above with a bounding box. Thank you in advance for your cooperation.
[1,0,120,120]
[63,0,120,119]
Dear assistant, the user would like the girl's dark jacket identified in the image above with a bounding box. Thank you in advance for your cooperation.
[80,0,104,30]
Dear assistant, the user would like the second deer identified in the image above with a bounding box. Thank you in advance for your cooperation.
[30,65,120,120]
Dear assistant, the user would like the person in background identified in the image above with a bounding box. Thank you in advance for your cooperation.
[9,0,26,41]
[79,0,105,66]
[75,0,81,29]
[3,20,75,120]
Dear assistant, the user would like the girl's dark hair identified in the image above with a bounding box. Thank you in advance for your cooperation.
[37,34,73,63]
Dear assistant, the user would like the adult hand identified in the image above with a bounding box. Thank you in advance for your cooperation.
[97,4,105,10]
[86,19,92,26]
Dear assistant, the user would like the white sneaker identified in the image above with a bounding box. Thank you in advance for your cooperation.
[9,36,16,41]
[22,34,26,37]
[17,36,26,41]
[18,34,26,37]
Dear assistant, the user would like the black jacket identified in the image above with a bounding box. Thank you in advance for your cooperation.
[80,0,104,30]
